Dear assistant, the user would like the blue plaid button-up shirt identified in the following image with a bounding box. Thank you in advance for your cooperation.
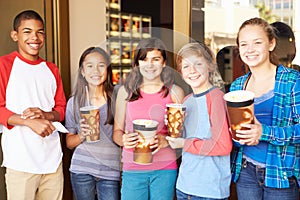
[230,64,300,188]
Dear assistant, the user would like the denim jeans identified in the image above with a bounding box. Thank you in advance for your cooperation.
[176,189,228,200]
[70,172,120,200]
[236,159,299,200]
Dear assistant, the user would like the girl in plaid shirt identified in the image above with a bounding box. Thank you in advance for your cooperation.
[230,17,300,200]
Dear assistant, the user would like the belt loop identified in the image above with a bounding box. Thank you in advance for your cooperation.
[242,159,247,168]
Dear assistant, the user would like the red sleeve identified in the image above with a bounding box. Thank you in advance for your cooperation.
[0,53,16,129]
[46,61,66,122]
[183,89,232,156]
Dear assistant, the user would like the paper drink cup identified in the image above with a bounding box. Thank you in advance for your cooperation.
[166,103,186,138]
[80,106,100,142]
[223,90,255,141]
[132,119,158,165]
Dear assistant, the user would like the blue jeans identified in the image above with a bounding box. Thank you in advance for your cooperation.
[236,159,299,200]
[176,189,228,200]
[121,170,177,200]
[70,172,120,200]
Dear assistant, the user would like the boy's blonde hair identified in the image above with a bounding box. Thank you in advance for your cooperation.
[176,42,224,90]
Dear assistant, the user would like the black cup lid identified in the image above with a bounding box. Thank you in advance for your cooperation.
[133,124,157,131]
[226,99,254,107]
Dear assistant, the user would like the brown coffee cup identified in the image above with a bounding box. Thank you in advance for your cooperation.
[166,103,186,138]
[223,90,255,141]
[80,106,100,142]
[132,119,158,165]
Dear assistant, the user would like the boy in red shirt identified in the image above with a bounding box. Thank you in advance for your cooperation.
[0,10,66,200]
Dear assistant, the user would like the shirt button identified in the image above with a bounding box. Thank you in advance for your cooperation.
[283,172,287,179]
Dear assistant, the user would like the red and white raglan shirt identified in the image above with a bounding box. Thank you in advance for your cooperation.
[176,87,232,198]
[0,51,66,174]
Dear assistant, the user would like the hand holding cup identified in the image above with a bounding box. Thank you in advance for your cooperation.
[149,134,169,155]
[223,90,255,142]
[78,118,91,141]
[166,136,185,149]
[132,119,158,165]
[80,106,100,142]
[235,117,262,145]
[122,131,139,149]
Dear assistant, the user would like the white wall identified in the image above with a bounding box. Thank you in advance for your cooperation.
[205,6,259,35]
[69,0,106,91]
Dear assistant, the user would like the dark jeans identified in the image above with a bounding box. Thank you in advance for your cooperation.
[71,172,120,200]
[176,189,228,200]
[236,159,299,200]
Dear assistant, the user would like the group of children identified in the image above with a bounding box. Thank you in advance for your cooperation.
[0,9,299,200]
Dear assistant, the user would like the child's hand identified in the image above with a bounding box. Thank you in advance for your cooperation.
[166,136,185,149]
[21,107,47,119]
[24,118,56,137]
[236,123,261,146]
[78,119,90,141]
[150,134,169,154]
[150,135,159,154]
[122,131,139,149]
[164,108,169,126]
[164,113,168,126]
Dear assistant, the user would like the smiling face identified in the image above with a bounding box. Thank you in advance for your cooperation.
[138,49,165,82]
[10,19,45,61]
[181,55,212,93]
[81,52,108,87]
[238,25,276,68]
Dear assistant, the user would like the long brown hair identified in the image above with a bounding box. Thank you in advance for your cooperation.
[124,37,174,101]
[72,47,114,125]
[236,17,279,66]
